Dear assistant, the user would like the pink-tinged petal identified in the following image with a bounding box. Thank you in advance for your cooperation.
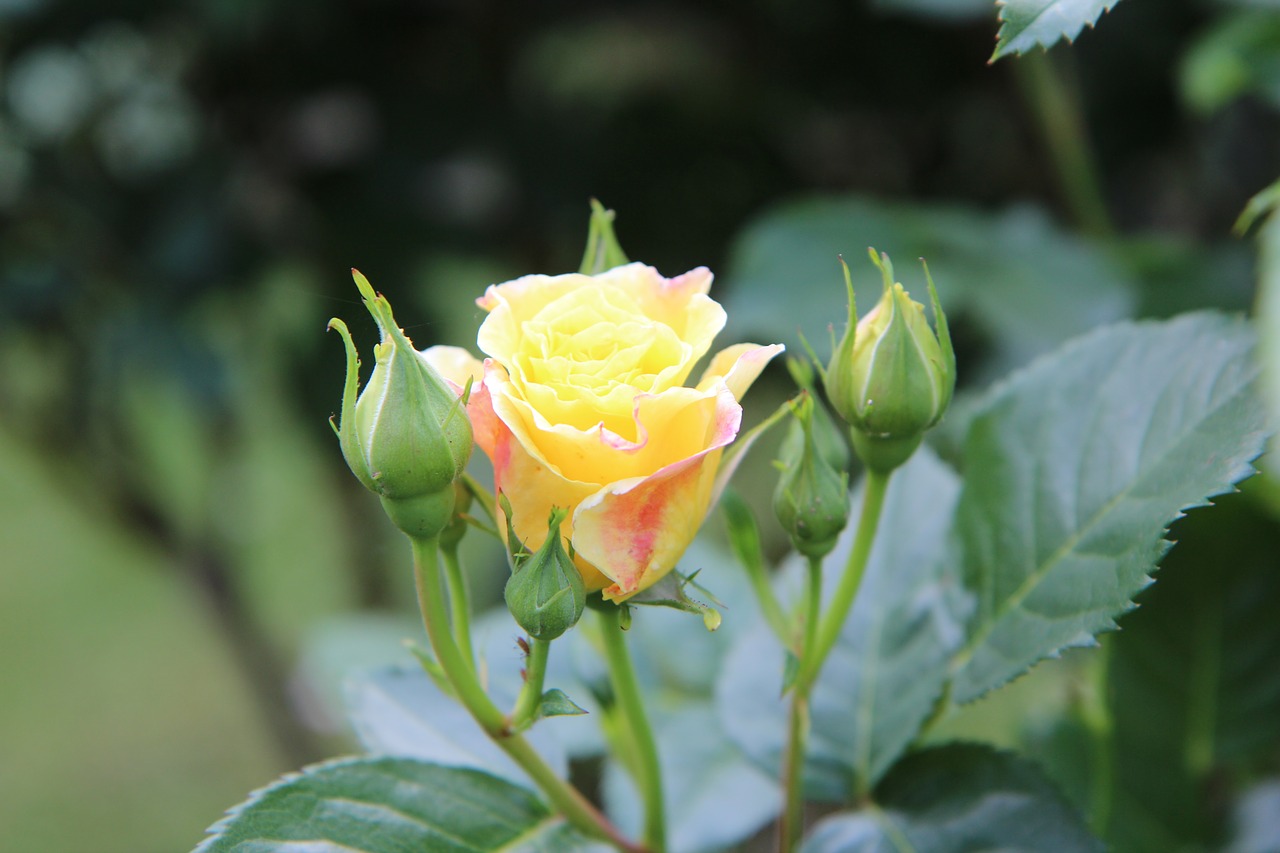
[697,342,785,399]
[595,265,723,350]
[421,345,484,392]
[471,363,610,591]
[570,385,743,601]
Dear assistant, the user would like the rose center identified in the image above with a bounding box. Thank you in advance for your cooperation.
[513,287,688,432]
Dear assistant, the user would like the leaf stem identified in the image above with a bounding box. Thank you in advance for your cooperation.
[722,491,792,646]
[798,469,891,691]
[410,536,644,852]
[1013,50,1115,239]
[510,637,551,730]
[779,554,825,852]
[441,544,475,668]
[597,608,667,853]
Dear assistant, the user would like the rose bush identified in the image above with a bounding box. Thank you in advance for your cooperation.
[425,262,782,601]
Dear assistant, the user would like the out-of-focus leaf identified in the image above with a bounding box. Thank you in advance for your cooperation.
[1228,780,1280,853]
[801,744,1102,853]
[194,757,601,853]
[991,0,1122,62]
[723,196,1134,383]
[1181,12,1280,114]
[717,449,968,800]
[1255,181,1280,464]
[344,665,569,786]
[293,612,423,734]
[602,703,780,853]
[871,0,992,22]
[1106,493,1280,852]
[947,313,1268,704]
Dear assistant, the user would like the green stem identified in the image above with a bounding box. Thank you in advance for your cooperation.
[511,638,551,730]
[410,537,643,853]
[1014,50,1115,239]
[1082,636,1115,838]
[798,470,891,691]
[802,554,823,666]
[780,692,811,853]
[441,545,475,668]
[721,492,792,646]
[779,555,825,852]
[598,608,666,853]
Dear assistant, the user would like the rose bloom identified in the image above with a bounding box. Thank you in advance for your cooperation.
[424,263,782,602]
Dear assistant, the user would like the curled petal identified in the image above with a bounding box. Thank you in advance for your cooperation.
[571,385,744,601]
[698,342,786,399]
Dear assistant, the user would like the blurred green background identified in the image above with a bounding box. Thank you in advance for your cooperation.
[3,0,1280,851]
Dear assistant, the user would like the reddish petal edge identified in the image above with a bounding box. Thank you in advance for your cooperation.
[572,385,743,602]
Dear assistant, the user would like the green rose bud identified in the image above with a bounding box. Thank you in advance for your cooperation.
[774,393,851,559]
[504,506,587,641]
[329,269,473,538]
[781,357,851,474]
[825,249,956,473]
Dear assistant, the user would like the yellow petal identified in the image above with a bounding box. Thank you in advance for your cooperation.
[421,345,484,391]
[697,342,785,399]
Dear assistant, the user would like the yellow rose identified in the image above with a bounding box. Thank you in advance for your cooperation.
[424,262,782,602]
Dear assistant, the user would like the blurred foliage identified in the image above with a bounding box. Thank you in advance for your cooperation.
[2,0,1280,850]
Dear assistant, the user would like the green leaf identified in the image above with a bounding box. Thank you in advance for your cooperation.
[801,744,1102,853]
[195,757,601,853]
[724,196,1134,383]
[871,0,992,22]
[1228,779,1280,853]
[602,703,780,853]
[1180,12,1280,115]
[948,313,1269,704]
[537,688,588,719]
[1255,181,1280,463]
[625,568,722,627]
[717,448,968,799]
[1105,493,1280,851]
[344,665,569,786]
[991,0,1122,62]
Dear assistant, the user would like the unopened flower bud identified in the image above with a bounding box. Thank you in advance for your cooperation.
[781,358,851,474]
[504,507,586,641]
[329,269,473,538]
[825,250,955,473]
[774,394,851,558]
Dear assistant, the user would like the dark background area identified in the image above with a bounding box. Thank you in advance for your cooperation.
[2,0,1278,850]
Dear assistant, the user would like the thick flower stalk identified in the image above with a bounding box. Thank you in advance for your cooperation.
[425,263,783,602]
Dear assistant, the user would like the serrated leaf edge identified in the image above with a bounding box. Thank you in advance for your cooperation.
[194,755,377,852]
[991,0,1123,62]
[948,312,1269,702]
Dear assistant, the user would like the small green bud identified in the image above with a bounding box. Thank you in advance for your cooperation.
[781,358,851,473]
[825,250,956,473]
[329,269,473,538]
[774,394,851,558]
[438,479,474,553]
[504,507,586,641]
